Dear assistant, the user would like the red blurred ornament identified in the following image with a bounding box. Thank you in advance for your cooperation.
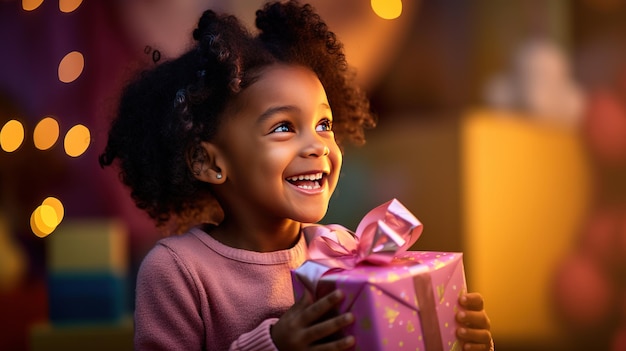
[583,88,626,165]
[552,252,616,331]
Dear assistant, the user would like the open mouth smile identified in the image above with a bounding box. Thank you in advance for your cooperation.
[286,172,326,190]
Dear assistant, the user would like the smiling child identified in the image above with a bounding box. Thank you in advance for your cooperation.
[100,1,493,350]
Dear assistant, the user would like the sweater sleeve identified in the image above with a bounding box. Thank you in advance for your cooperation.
[228,318,280,351]
[134,244,205,351]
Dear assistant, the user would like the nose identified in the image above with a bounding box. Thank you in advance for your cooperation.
[301,133,330,158]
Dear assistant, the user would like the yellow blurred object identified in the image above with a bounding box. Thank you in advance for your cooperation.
[462,109,592,343]
[47,219,128,275]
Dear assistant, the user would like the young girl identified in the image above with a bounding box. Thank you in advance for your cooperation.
[100,1,493,350]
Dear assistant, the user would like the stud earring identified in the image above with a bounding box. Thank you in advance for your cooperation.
[216,173,223,179]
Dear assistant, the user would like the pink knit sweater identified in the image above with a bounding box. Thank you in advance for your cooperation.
[134,227,307,350]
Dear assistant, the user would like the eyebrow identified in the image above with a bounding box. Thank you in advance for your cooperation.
[257,105,299,124]
[256,103,332,124]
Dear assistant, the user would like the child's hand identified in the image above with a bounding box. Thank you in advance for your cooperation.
[272,289,355,351]
[456,292,494,351]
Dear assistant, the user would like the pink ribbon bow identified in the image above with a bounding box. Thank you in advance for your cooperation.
[297,199,423,294]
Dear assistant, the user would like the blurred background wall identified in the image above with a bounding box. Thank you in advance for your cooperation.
[1,0,626,350]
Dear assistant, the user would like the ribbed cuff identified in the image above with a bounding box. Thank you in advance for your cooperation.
[232,318,279,351]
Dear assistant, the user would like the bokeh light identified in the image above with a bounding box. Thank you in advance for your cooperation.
[30,197,64,238]
[58,51,84,83]
[22,0,44,11]
[31,207,55,238]
[31,206,56,237]
[30,213,48,238]
[63,124,90,157]
[42,197,64,224]
[0,119,25,152]
[59,0,82,13]
[33,116,60,150]
[38,204,58,229]
[371,0,402,20]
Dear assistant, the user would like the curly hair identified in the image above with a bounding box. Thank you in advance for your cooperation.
[99,0,376,232]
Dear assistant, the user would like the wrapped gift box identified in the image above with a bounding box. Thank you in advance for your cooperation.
[292,199,467,351]
[293,251,466,351]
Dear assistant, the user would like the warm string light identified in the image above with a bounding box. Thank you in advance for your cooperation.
[58,51,84,83]
[1,116,86,237]
[22,0,44,11]
[14,0,85,237]
[59,0,83,13]
[31,197,65,238]
[63,124,90,157]
[33,116,60,150]
[1,118,90,157]
[22,0,83,13]
[371,0,403,20]
[0,119,25,152]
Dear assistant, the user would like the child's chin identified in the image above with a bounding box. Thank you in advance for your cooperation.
[296,210,328,224]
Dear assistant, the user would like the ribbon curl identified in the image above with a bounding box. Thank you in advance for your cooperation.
[297,199,423,294]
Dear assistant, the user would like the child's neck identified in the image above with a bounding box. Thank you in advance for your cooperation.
[207,218,302,252]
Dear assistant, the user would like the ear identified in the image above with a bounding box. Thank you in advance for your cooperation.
[186,141,228,184]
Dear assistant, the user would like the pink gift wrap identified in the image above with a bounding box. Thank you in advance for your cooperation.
[292,199,467,351]
[292,251,466,351]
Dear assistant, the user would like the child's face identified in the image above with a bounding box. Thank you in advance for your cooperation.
[212,64,342,224]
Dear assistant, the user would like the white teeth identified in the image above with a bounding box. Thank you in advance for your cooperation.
[297,183,321,190]
[288,172,323,182]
